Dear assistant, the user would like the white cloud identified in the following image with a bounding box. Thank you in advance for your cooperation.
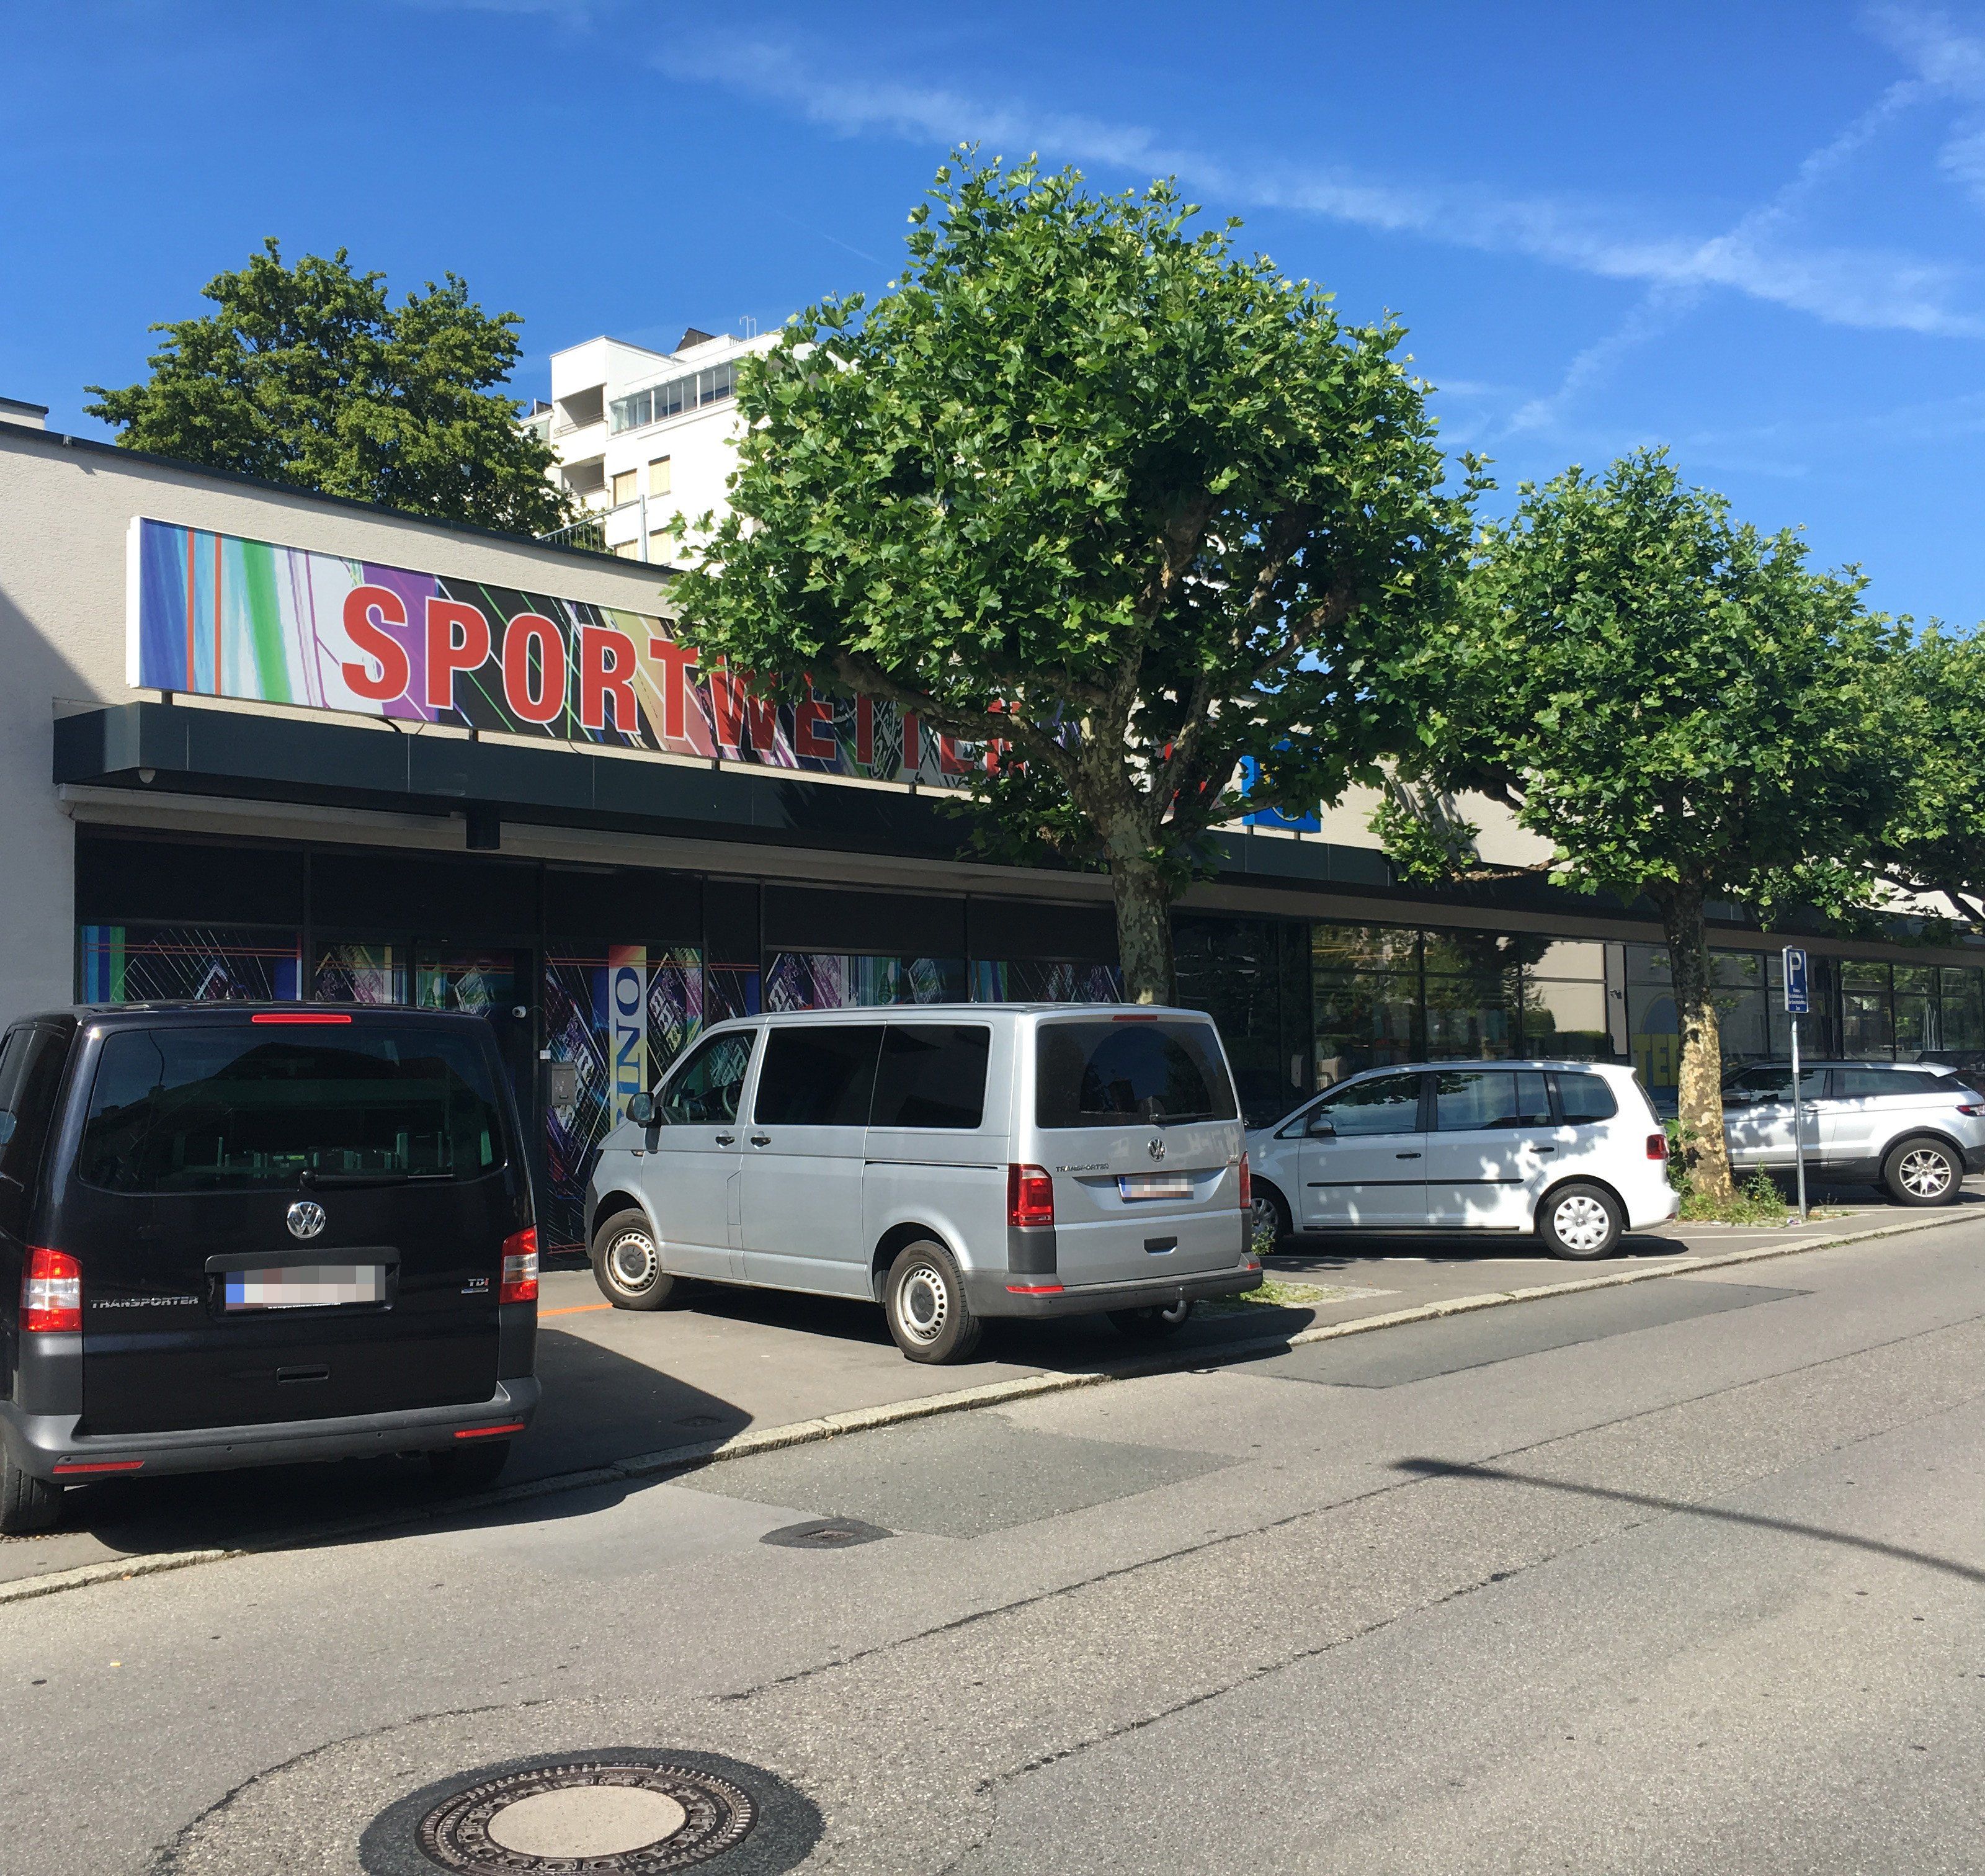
[690,36,1985,342]
[1864,5,1985,204]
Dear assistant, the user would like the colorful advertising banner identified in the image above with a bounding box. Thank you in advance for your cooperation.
[125,517,991,785]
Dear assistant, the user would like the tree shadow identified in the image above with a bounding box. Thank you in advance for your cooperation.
[1393,1456,1985,1586]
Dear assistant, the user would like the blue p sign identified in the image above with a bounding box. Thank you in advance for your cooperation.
[1783,947,1810,1015]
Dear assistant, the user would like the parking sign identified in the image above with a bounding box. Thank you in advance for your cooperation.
[1783,946,1809,1015]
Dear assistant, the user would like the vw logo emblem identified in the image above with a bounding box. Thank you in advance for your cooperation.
[287,1200,326,1241]
[1147,1137,1166,1163]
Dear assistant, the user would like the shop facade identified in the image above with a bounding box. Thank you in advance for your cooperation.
[6,419,1981,1248]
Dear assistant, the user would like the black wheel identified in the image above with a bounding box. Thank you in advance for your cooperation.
[427,1440,511,1493]
[590,1208,679,1310]
[1537,1181,1624,1259]
[1108,1298,1197,1339]
[0,1449,61,1535]
[1249,1181,1291,1249]
[1884,1135,1961,1207]
[883,1240,983,1364]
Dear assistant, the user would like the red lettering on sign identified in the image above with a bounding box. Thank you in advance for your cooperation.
[579,627,639,732]
[795,695,835,761]
[901,711,920,780]
[744,686,779,758]
[937,733,973,776]
[856,694,875,767]
[341,585,412,702]
[502,613,566,725]
[708,662,746,754]
[646,638,700,743]
[423,598,491,712]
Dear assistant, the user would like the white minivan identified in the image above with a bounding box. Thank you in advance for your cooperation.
[584,1004,1261,1361]
[1246,1060,1680,1259]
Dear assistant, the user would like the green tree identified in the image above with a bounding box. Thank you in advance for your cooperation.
[1390,450,1898,1199]
[85,239,570,535]
[666,154,1478,1002]
[1868,626,1985,924]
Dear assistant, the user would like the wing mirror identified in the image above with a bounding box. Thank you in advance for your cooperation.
[1306,1115,1337,1139]
[626,1092,656,1128]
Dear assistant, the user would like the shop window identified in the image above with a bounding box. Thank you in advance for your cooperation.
[1893,965,1935,1056]
[1423,931,1520,1062]
[649,457,672,496]
[970,960,1121,1004]
[1313,923,1417,973]
[1938,968,1985,1051]
[79,924,300,1003]
[313,942,408,1004]
[1313,968,1419,1085]
[1175,916,1300,1124]
[1522,978,1610,1059]
[764,954,967,1011]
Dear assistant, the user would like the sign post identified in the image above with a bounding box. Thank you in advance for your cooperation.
[1783,947,1810,1222]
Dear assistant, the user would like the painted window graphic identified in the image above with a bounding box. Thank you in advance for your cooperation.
[127,516,996,784]
[81,925,301,1003]
[314,943,407,1005]
[542,947,702,1248]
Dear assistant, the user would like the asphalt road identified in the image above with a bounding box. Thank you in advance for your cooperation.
[4,1215,1984,1873]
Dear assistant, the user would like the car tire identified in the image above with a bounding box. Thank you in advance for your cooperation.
[1538,1181,1624,1260]
[1108,1298,1198,1339]
[1250,1181,1292,1249]
[591,1208,679,1310]
[427,1440,511,1493]
[1883,1135,1962,1207]
[0,1451,61,1535]
[883,1240,983,1364]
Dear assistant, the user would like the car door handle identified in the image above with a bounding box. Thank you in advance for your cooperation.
[1395,1151,1422,1160]
[1530,1145,1556,1154]
[715,1133,736,1145]
[749,1134,771,1146]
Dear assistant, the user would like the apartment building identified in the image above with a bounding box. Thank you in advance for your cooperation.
[534,326,780,562]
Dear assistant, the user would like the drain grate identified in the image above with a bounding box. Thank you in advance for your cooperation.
[416,1761,754,1872]
[759,1517,890,1550]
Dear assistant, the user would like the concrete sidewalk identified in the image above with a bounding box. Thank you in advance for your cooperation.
[5,1192,1975,1590]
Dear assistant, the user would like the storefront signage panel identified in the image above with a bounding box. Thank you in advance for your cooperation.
[126,517,979,784]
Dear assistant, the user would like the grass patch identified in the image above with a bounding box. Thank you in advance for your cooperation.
[1671,1168,1842,1225]
[1205,1277,1348,1313]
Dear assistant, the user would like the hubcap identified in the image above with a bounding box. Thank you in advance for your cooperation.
[608,1231,659,1294]
[899,1262,948,1343]
[1553,1194,1612,1253]
[1250,1194,1282,1241]
[1899,1148,1953,1197]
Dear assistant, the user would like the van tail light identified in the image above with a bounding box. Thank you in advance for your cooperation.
[22,1247,81,1334]
[1007,1164,1055,1229]
[1238,1151,1252,1212]
[1647,1133,1669,1162]
[499,1226,538,1305]
[251,1011,352,1024]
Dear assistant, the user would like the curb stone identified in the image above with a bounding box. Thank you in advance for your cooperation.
[2,1205,1969,1607]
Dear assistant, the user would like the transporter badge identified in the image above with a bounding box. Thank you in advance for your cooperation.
[1148,1137,1166,1162]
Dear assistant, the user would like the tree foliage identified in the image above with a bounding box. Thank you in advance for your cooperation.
[1392,449,1900,1196]
[1869,626,1985,925]
[667,154,1479,999]
[85,239,570,535]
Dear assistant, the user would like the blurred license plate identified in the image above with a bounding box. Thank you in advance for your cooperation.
[223,1266,386,1311]
[1118,1173,1192,1200]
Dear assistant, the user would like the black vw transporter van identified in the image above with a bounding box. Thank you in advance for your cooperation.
[0,1004,539,1532]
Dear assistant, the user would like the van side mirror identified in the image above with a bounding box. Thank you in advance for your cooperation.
[626,1092,656,1128]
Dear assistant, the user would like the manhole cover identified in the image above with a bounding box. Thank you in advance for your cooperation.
[417,1761,754,1872]
[759,1517,890,1549]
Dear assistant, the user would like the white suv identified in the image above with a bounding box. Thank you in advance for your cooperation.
[1246,1060,1679,1260]
[1723,1059,1985,1204]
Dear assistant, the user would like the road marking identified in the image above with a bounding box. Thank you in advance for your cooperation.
[540,1303,613,1318]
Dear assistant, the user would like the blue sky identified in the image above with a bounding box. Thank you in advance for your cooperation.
[4,1,1983,623]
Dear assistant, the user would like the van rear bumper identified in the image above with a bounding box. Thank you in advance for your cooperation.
[966,1265,1262,1318]
[0,1378,540,1483]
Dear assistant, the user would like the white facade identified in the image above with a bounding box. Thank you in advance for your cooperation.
[540,326,780,564]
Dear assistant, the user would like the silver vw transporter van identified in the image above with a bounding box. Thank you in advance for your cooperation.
[584,1004,1261,1361]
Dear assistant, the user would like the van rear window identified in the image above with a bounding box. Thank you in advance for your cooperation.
[1035,1020,1238,1128]
[78,1026,509,1192]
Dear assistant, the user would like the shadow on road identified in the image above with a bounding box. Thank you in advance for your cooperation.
[1395,1455,1985,1585]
